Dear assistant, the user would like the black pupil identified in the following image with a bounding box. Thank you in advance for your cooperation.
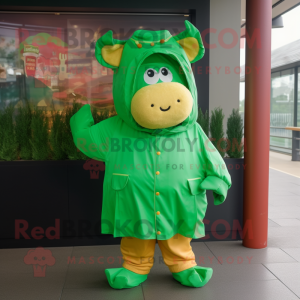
[161,68,168,76]
[147,70,154,77]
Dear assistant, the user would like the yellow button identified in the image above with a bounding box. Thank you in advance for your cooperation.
[156,211,160,215]
[156,192,160,196]
[157,151,161,155]
[157,231,161,235]
[156,171,160,175]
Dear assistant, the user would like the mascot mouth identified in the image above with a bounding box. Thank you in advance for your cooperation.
[160,106,171,112]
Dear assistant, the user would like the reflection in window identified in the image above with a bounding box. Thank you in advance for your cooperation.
[0,13,188,114]
[270,69,294,154]
[298,70,300,127]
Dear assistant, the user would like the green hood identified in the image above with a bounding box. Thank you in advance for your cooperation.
[95,20,204,136]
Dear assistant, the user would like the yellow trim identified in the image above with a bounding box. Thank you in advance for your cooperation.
[112,173,129,176]
[188,177,201,181]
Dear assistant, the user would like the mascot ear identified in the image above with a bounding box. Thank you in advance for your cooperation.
[95,30,126,69]
[173,20,205,63]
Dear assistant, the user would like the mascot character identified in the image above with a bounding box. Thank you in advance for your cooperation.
[70,20,231,289]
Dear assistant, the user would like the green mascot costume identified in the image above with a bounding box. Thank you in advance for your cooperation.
[70,20,231,289]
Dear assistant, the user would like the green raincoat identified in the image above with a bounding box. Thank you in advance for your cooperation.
[70,21,231,240]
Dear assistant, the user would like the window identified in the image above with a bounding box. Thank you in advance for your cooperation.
[270,69,294,154]
[0,13,189,113]
[298,69,300,127]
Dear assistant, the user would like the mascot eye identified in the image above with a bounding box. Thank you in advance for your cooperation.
[159,67,173,82]
[144,68,159,85]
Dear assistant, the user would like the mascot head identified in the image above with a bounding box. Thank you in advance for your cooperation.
[95,20,204,135]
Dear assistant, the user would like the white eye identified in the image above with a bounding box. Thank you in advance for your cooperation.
[144,68,159,85]
[159,67,173,82]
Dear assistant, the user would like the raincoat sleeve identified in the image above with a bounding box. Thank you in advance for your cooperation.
[70,104,110,162]
[197,125,232,205]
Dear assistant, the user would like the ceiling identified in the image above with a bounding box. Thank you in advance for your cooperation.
[241,0,300,26]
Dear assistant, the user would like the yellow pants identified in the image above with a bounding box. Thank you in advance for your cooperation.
[121,234,197,275]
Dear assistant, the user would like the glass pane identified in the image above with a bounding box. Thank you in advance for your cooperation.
[0,13,189,113]
[298,70,300,127]
[239,81,245,125]
[270,68,294,154]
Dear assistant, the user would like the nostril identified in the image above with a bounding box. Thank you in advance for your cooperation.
[177,99,180,102]
[151,104,154,107]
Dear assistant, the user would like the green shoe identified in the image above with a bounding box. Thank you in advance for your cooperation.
[105,268,147,289]
[172,266,213,288]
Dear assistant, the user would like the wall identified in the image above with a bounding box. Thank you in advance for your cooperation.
[209,0,241,129]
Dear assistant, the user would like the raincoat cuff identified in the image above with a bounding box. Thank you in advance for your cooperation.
[213,177,228,205]
[200,176,229,205]
[70,104,94,134]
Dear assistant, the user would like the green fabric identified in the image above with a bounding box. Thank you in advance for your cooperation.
[70,21,232,240]
[172,20,205,63]
[105,268,147,289]
[134,54,188,90]
[200,176,229,205]
[95,21,201,136]
[172,266,213,288]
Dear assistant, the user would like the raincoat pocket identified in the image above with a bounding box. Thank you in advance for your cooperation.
[187,177,204,195]
[111,173,129,191]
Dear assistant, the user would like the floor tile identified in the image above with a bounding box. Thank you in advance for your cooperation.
[205,241,296,264]
[281,248,300,262]
[268,207,300,219]
[142,279,299,300]
[268,219,281,227]
[209,263,276,283]
[0,246,72,274]
[64,258,119,289]
[268,235,300,248]
[264,262,300,298]
[0,287,64,300]
[268,226,300,247]
[190,241,221,266]
[269,191,297,197]
[0,271,66,300]
[269,196,300,207]
[272,219,300,226]
[145,263,276,286]
[60,287,144,300]
[71,245,121,258]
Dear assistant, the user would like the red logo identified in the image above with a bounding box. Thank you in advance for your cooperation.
[83,159,105,179]
[24,247,55,277]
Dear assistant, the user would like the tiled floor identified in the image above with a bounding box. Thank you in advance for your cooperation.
[269,151,300,178]
[0,168,299,299]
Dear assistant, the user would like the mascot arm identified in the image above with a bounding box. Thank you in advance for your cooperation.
[197,126,232,205]
[70,104,108,162]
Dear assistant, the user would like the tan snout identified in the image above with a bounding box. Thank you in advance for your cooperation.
[131,82,193,129]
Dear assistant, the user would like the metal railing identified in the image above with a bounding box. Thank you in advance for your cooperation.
[270,126,292,150]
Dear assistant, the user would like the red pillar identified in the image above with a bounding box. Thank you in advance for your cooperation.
[243,0,272,249]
